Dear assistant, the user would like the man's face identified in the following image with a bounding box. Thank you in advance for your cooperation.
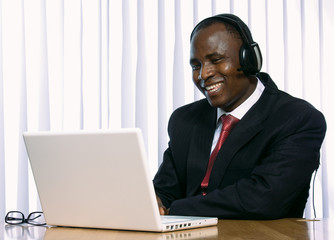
[190,22,257,112]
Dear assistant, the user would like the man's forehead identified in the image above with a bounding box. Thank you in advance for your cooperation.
[191,23,228,48]
[191,22,227,40]
[191,24,237,49]
[189,25,242,61]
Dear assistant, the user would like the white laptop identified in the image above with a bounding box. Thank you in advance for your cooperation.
[23,128,218,232]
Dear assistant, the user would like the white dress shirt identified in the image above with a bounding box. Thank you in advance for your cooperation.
[210,79,265,153]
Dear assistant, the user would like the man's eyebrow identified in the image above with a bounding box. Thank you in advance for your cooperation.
[191,52,224,61]
[206,52,223,58]
[189,58,199,65]
[189,51,227,64]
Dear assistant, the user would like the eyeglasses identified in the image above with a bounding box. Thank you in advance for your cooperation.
[5,211,46,226]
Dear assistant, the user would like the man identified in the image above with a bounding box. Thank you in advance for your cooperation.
[153,14,326,219]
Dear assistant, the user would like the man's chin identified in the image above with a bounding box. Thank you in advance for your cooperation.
[206,98,230,111]
[206,98,221,109]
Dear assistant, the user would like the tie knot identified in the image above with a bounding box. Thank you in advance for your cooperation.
[221,114,239,132]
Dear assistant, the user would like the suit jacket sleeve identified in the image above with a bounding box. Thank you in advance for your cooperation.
[153,103,202,208]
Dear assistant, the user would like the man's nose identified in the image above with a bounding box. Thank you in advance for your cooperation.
[199,63,215,82]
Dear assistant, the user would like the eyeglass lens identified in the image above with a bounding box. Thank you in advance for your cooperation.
[5,211,24,224]
[27,212,45,225]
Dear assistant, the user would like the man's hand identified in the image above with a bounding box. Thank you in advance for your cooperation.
[156,195,169,215]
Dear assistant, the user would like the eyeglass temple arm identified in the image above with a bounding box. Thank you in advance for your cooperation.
[29,214,42,221]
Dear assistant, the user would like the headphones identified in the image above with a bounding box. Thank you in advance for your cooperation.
[190,14,262,76]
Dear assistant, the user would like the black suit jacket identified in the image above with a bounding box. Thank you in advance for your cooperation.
[153,73,326,219]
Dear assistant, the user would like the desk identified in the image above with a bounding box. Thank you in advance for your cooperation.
[1,218,333,239]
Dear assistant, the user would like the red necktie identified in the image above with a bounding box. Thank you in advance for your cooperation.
[201,114,239,195]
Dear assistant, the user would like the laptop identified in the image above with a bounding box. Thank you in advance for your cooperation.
[23,128,218,232]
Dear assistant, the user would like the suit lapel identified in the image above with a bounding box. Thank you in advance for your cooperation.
[207,73,280,192]
[207,109,266,192]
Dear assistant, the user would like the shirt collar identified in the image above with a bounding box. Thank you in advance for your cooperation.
[216,78,265,123]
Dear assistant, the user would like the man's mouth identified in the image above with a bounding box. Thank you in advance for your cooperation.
[205,82,223,93]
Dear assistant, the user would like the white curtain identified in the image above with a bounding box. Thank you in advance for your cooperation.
[0,0,333,221]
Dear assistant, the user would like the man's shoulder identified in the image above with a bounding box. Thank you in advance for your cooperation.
[175,98,210,112]
[170,99,213,120]
[168,99,214,128]
[260,84,326,132]
[258,72,322,113]
[275,89,321,114]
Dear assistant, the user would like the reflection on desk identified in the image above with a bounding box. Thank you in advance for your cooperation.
[1,222,217,240]
[45,225,218,240]
[2,224,46,240]
[1,218,333,240]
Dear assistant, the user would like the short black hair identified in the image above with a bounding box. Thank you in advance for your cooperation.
[190,14,254,44]
[190,19,242,42]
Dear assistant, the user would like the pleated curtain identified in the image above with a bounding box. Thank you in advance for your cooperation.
[0,0,333,222]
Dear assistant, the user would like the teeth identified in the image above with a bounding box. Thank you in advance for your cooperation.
[206,83,222,91]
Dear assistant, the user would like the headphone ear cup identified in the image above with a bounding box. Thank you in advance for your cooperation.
[239,43,262,75]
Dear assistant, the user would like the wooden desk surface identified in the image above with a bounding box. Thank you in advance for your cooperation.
[1,218,333,240]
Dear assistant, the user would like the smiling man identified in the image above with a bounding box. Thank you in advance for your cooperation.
[153,14,326,219]
[190,18,256,112]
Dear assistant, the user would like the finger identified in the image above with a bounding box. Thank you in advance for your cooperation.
[159,206,166,215]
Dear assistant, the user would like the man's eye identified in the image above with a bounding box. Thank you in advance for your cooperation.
[212,57,223,63]
[191,64,200,70]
